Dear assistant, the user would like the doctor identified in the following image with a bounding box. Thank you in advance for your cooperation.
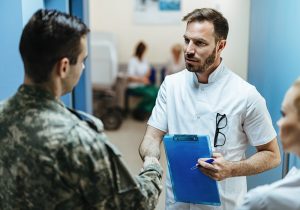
[139,8,281,210]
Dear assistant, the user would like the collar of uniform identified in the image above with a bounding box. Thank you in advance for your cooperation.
[192,59,225,87]
[18,84,63,106]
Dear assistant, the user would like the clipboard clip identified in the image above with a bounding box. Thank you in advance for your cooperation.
[191,158,214,170]
[174,135,198,141]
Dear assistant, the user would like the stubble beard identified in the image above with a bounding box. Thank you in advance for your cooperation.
[185,50,216,74]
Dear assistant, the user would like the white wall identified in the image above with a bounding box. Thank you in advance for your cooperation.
[89,0,250,79]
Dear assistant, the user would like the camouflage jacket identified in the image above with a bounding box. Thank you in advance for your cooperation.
[0,85,163,210]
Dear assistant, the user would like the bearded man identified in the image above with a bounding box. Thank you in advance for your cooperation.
[139,8,281,210]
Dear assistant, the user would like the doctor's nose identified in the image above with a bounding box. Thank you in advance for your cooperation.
[185,42,196,55]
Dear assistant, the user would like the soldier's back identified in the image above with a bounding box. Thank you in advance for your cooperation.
[0,86,116,210]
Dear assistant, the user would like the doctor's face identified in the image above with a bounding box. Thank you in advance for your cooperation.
[277,86,300,156]
[183,21,220,74]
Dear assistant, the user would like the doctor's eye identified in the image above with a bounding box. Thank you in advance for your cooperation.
[195,41,206,47]
[184,38,189,44]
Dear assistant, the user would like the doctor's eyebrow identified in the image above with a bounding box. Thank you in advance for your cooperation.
[183,35,208,45]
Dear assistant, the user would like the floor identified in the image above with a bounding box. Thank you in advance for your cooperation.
[106,117,167,210]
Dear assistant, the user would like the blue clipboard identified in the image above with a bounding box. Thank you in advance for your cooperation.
[163,134,221,206]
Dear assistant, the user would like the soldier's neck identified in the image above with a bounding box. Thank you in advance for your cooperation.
[23,76,62,100]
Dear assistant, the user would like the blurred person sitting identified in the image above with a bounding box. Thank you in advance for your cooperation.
[165,43,185,75]
[0,9,163,210]
[127,41,158,121]
[236,78,300,210]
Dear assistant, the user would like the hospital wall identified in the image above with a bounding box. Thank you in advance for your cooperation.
[89,0,250,79]
[0,0,92,112]
[247,0,300,189]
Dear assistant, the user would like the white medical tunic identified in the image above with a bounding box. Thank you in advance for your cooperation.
[236,167,300,210]
[148,61,277,210]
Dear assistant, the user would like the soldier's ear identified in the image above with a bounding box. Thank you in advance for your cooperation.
[56,57,70,79]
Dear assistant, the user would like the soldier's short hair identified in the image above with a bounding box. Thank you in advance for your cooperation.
[19,9,90,83]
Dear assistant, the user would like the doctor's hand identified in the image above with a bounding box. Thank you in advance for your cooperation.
[197,153,233,181]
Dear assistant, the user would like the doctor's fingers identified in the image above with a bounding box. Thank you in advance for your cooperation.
[200,168,214,179]
[202,168,226,181]
[199,165,218,174]
[200,168,222,181]
[198,160,218,172]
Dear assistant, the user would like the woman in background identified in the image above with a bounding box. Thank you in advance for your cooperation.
[127,41,158,121]
[166,43,185,75]
[236,78,300,210]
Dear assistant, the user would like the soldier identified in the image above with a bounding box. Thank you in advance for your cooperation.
[0,9,162,210]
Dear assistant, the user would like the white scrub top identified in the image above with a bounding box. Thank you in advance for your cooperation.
[236,167,300,210]
[127,57,149,88]
[148,61,277,210]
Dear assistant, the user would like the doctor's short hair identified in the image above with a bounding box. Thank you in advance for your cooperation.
[182,8,229,42]
[19,9,90,83]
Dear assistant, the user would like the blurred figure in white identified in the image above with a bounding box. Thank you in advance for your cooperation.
[166,43,185,75]
[236,78,300,210]
[127,41,158,121]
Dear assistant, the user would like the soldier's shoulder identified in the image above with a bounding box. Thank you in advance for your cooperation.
[0,100,5,112]
[0,99,14,123]
[45,109,108,148]
[67,121,108,146]
[0,98,10,110]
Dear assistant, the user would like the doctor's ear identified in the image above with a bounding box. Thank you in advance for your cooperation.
[56,57,70,78]
[217,40,227,53]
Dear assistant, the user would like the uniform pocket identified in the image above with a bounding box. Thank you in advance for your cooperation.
[219,114,241,137]
[213,113,243,156]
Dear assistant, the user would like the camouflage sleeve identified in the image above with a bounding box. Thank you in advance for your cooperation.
[55,125,162,210]
[104,140,163,210]
[132,160,163,210]
[117,168,163,210]
[54,127,117,209]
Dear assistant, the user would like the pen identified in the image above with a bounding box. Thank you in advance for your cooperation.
[190,158,214,170]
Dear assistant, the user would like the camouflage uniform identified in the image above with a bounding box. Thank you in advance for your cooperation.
[0,85,163,210]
